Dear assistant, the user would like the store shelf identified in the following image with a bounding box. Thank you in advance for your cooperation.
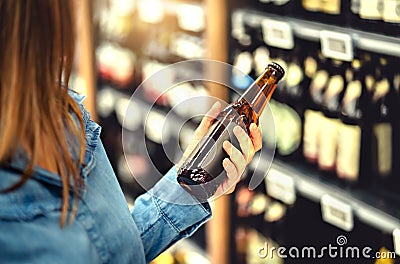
[250,156,400,234]
[232,9,400,58]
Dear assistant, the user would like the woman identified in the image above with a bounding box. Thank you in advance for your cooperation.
[0,1,262,263]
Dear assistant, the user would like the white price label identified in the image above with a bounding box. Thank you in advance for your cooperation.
[394,228,400,256]
[231,12,246,40]
[321,194,353,232]
[265,168,296,205]
[320,30,353,62]
[262,19,294,50]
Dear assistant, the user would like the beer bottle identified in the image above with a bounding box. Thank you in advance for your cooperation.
[370,57,394,187]
[318,59,347,174]
[177,62,285,199]
[303,52,329,164]
[336,59,366,183]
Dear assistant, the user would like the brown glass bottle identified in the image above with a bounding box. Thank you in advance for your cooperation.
[177,62,285,200]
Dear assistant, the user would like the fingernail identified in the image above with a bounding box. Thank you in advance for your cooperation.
[234,126,243,135]
[223,141,229,149]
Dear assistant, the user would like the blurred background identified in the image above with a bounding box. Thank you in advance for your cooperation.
[72,0,400,263]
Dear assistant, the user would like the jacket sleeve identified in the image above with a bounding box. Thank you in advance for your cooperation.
[131,166,212,262]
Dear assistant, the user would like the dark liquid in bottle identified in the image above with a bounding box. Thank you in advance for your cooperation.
[177,63,285,200]
[178,101,256,200]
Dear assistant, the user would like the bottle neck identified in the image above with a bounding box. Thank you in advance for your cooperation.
[238,69,279,116]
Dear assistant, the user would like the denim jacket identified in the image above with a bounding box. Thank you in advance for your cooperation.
[0,91,212,264]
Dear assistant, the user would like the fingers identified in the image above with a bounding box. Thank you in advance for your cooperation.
[213,124,263,197]
[234,126,254,164]
[233,124,263,164]
[221,158,240,194]
[223,158,237,180]
[249,123,263,152]
[193,101,222,139]
[223,141,246,176]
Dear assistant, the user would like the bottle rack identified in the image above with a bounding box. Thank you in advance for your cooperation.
[249,155,400,234]
[228,5,400,264]
[232,9,400,59]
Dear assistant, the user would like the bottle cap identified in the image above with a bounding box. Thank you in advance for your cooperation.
[268,62,285,80]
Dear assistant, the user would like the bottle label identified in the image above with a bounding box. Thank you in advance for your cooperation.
[276,104,302,156]
[302,0,321,11]
[373,123,392,177]
[303,109,324,162]
[318,117,341,170]
[359,0,383,20]
[382,0,400,23]
[260,99,278,151]
[336,123,361,181]
[321,0,341,14]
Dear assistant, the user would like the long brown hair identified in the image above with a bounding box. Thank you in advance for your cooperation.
[0,0,85,226]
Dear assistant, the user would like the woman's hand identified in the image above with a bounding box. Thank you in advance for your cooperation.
[178,101,263,197]
[216,123,262,196]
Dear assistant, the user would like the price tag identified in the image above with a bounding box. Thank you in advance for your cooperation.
[321,194,353,232]
[265,168,296,205]
[320,30,353,62]
[261,19,294,50]
[231,11,246,40]
[393,228,400,256]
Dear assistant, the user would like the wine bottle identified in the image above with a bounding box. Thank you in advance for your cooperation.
[177,62,285,199]
[392,64,400,191]
[336,59,366,183]
[370,58,394,187]
[303,52,329,164]
[318,59,347,174]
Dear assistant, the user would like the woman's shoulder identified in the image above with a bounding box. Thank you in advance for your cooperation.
[68,89,101,139]
[68,89,86,104]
